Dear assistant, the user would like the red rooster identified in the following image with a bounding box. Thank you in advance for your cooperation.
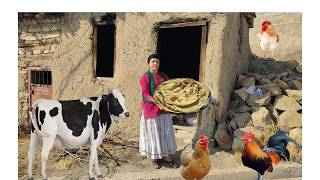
[241,130,300,180]
[258,20,279,57]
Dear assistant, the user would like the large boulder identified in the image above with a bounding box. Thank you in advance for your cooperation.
[214,122,233,151]
[274,95,302,111]
[285,89,302,103]
[258,83,282,96]
[232,87,248,102]
[278,110,302,130]
[233,112,251,128]
[251,107,274,128]
[246,92,271,106]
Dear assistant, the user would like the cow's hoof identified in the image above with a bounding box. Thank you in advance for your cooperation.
[89,177,95,180]
[97,174,103,178]
[28,177,34,180]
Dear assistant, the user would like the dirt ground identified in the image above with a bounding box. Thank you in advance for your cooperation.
[18,134,146,179]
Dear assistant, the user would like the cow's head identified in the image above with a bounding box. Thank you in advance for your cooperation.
[103,89,129,118]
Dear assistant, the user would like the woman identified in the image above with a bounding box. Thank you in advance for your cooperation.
[139,54,177,169]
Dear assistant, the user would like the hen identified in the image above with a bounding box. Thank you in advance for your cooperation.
[180,134,211,180]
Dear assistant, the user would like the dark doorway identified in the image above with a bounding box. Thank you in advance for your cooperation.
[95,23,115,77]
[157,25,203,81]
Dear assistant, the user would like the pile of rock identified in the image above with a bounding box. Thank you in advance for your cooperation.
[214,59,302,162]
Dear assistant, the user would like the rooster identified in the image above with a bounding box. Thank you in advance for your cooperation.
[258,20,279,57]
[180,134,211,180]
[241,130,301,180]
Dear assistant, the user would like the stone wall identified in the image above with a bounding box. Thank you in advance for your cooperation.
[18,12,254,139]
[18,13,63,132]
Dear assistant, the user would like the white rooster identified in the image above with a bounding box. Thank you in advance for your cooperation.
[258,20,279,57]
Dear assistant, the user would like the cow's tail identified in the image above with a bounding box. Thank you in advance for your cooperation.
[29,103,50,137]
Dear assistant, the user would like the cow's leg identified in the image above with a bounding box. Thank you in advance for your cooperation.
[28,132,39,180]
[94,153,103,178]
[88,145,98,180]
[40,136,56,180]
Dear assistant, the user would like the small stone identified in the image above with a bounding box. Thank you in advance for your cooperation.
[279,72,289,78]
[246,92,271,106]
[274,95,302,111]
[278,111,302,129]
[44,49,50,54]
[257,77,273,85]
[281,60,299,70]
[295,64,302,73]
[258,84,282,96]
[33,49,41,55]
[273,79,289,90]
[291,80,302,90]
[266,103,279,123]
[251,107,274,128]
[18,48,25,55]
[44,32,60,39]
[232,87,248,102]
[246,73,263,81]
[235,105,252,113]
[237,75,255,89]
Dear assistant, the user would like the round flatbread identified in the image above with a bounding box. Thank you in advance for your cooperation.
[154,78,210,113]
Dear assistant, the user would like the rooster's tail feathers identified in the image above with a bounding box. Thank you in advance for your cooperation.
[265,130,301,161]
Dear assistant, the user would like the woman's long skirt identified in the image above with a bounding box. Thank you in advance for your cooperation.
[139,112,177,160]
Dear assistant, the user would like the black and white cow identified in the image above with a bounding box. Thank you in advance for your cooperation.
[27,89,129,180]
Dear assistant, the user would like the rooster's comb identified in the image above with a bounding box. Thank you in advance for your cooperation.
[242,131,255,139]
[199,134,208,141]
[261,20,272,27]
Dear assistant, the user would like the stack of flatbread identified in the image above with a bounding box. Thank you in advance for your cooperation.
[154,78,211,113]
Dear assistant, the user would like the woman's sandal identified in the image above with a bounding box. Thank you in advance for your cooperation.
[152,160,161,169]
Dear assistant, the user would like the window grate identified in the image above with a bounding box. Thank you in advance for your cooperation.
[31,70,52,85]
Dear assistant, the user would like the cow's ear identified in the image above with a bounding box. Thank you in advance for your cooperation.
[102,95,108,101]
[102,94,112,102]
